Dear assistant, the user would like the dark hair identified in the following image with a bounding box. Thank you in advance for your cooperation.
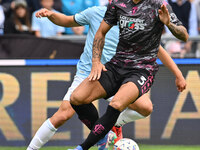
[14,5,31,32]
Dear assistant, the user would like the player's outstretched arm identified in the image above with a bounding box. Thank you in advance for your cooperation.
[158,4,189,42]
[88,20,112,81]
[157,46,186,92]
[35,8,80,27]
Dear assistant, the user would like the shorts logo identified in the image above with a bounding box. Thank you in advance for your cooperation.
[137,76,147,85]
[92,124,105,135]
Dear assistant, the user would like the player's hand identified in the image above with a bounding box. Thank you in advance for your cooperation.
[175,76,186,92]
[35,8,54,18]
[158,4,170,26]
[88,61,107,81]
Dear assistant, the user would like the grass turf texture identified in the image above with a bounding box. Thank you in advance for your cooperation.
[1,145,200,150]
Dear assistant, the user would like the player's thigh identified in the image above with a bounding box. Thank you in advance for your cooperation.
[128,93,153,116]
[109,82,139,112]
[70,78,107,105]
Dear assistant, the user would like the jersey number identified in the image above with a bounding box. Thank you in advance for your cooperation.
[137,76,147,86]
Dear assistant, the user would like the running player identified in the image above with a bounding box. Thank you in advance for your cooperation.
[27,5,149,150]
[69,0,189,149]
[27,2,187,150]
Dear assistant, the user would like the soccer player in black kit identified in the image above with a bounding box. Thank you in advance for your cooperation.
[70,0,189,149]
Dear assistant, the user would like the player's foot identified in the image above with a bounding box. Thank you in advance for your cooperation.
[73,145,83,150]
[112,126,123,144]
[27,146,38,150]
[97,131,116,150]
[106,131,117,146]
[97,132,108,150]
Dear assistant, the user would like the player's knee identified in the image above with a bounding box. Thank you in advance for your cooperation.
[59,113,73,122]
[70,92,80,105]
[60,107,74,121]
[51,109,74,128]
[70,91,83,105]
[51,115,67,127]
[142,104,153,117]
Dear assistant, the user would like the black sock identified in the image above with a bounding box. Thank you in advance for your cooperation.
[71,103,99,130]
[80,105,121,150]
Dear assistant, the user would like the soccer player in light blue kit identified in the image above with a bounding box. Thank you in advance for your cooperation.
[27,3,186,150]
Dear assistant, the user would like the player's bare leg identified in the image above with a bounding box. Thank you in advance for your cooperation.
[70,78,107,105]
[27,79,152,150]
[110,82,139,111]
[115,94,153,127]
[27,101,75,150]
[113,94,153,143]
[50,101,75,128]
[70,78,107,128]
[70,78,110,150]
[128,93,153,117]
[74,82,140,150]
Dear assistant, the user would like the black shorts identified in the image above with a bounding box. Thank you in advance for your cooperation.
[99,62,155,100]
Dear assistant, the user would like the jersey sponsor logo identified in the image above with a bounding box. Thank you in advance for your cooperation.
[128,22,135,29]
[120,15,147,30]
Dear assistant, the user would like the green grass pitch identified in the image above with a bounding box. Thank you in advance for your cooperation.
[1,145,200,150]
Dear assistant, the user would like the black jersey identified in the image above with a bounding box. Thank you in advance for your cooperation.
[104,0,182,74]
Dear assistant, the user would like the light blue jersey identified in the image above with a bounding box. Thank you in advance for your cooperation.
[74,6,119,78]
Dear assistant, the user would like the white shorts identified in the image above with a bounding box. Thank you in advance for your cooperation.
[63,75,113,102]
[63,75,85,101]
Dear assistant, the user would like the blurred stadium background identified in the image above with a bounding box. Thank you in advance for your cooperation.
[0,35,200,150]
[1,0,200,150]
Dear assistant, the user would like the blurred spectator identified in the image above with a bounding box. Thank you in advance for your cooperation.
[165,40,186,58]
[61,0,99,35]
[62,0,99,15]
[72,26,85,35]
[0,0,5,35]
[164,0,198,57]
[32,0,64,38]
[4,0,32,35]
[166,0,198,36]
[53,0,62,12]
[194,0,200,34]
[26,0,41,13]
[194,0,200,58]
[1,0,15,19]
[1,0,12,3]
[26,0,62,14]
[99,0,109,6]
